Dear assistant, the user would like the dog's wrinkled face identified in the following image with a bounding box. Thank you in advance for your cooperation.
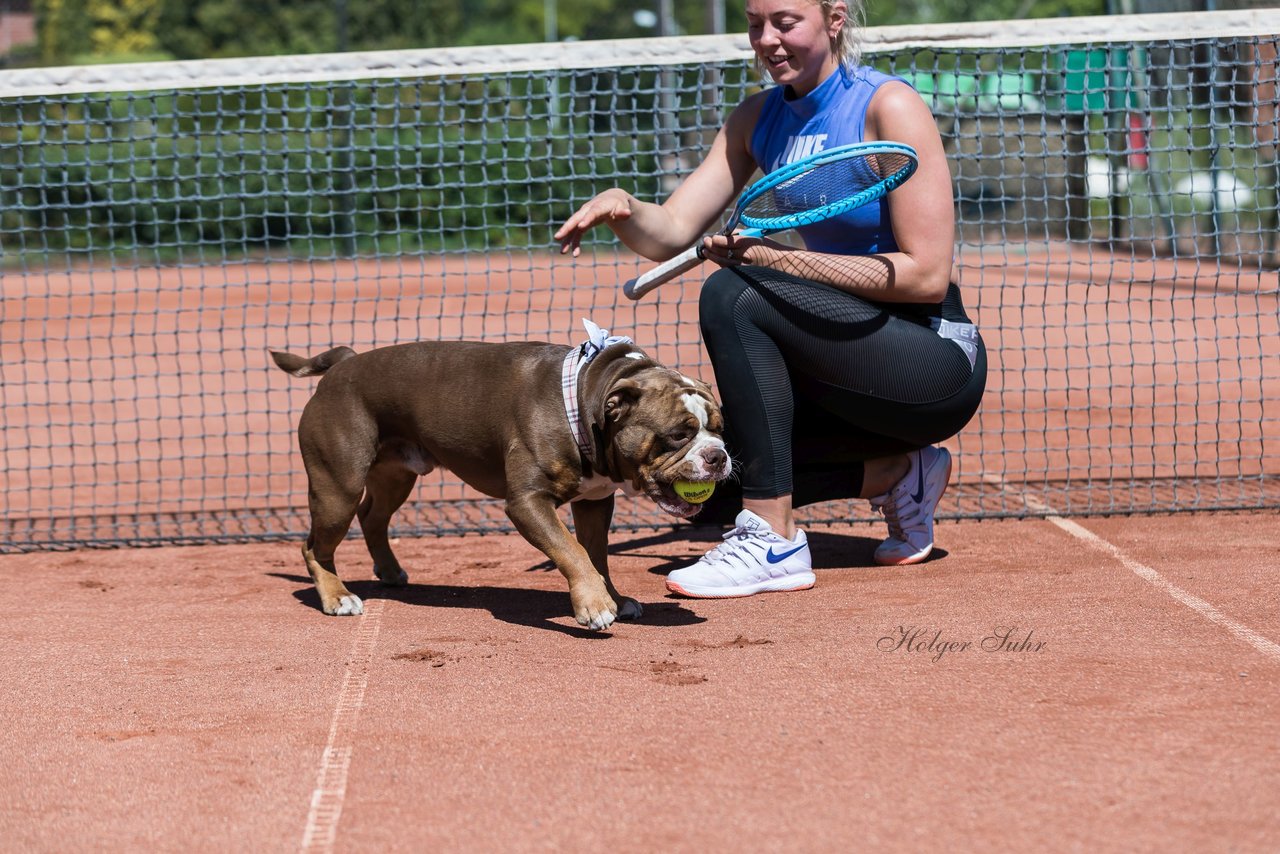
[601,368,731,518]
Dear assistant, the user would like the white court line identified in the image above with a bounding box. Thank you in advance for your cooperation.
[301,599,386,854]
[983,474,1280,662]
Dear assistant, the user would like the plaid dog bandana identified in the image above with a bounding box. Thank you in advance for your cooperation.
[561,319,635,461]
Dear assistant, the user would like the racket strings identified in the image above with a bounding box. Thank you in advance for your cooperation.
[741,152,914,223]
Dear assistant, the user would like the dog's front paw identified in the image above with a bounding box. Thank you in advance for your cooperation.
[572,592,618,632]
[617,597,643,621]
[323,593,365,616]
[577,606,616,631]
[373,563,408,587]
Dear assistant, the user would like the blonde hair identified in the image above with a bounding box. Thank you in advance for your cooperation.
[823,0,865,69]
[752,0,866,76]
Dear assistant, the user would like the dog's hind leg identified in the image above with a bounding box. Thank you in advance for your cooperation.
[358,453,421,587]
[300,444,372,616]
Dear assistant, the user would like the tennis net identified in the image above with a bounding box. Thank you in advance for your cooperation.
[1,10,1276,551]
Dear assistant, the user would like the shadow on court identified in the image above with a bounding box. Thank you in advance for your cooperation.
[268,572,706,636]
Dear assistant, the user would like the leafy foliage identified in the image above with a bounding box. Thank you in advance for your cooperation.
[31,0,1109,64]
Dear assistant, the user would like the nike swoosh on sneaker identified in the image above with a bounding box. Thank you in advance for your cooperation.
[766,544,807,564]
[910,456,927,504]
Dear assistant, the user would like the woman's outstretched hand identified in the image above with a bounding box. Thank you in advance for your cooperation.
[555,189,634,257]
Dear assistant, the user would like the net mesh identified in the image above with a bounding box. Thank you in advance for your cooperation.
[1,12,1277,551]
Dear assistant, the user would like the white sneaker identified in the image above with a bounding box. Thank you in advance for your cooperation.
[870,446,952,566]
[666,509,815,598]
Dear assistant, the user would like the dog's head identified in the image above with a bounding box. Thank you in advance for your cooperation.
[587,355,731,518]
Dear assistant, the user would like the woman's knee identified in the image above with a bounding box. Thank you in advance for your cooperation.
[698,267,751,330]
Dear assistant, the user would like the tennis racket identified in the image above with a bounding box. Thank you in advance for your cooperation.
[623,141,919,300]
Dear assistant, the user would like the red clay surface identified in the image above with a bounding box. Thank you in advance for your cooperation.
[3,511,1278,851]
[2,243,1277,849]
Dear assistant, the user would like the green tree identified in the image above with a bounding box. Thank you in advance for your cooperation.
[35,0,167,63]
[91,0,164,56]
[864,0,1105,26]
[153,0,503,59]
[34,0,1112,66]
[34,0,92,63]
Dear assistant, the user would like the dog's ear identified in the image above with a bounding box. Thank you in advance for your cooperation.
[604,380,642,423]
[688,378,717,401]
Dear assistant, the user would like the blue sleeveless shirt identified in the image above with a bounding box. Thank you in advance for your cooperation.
[749,65,908,255]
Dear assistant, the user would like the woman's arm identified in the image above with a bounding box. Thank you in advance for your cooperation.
[555,93,765,261]
[708,81,955,304]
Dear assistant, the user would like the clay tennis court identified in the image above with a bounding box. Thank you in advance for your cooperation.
[3,243,1278,850]
[2,515,1279,849]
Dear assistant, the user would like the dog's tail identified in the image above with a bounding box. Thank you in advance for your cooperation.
[270,346,358,377]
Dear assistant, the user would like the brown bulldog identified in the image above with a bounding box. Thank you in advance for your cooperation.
[271,322,730,631]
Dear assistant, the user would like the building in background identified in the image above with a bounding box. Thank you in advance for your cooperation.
[0,0,34,58]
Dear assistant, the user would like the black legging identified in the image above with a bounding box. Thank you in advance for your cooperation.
[698,265,987,507]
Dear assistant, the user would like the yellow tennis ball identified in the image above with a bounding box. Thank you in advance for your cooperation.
[673,480,715,504]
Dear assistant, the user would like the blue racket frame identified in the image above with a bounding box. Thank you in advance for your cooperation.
[623,140,919,300]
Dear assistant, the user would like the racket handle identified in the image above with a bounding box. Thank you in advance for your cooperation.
[623,244,704,300]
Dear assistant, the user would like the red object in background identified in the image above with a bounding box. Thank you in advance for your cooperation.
[1127,112,1150,170]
